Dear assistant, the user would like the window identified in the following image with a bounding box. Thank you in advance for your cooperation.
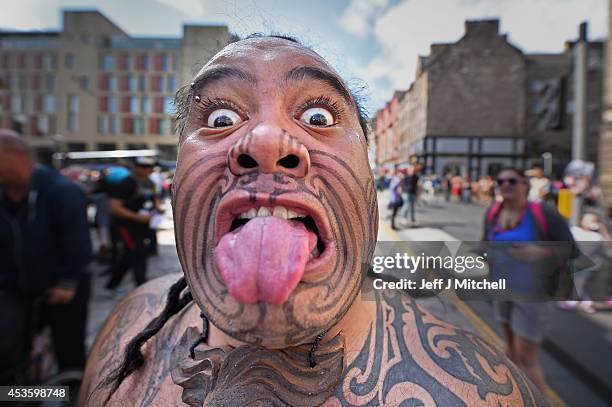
[150,75,162,92]
[135,54,149,70]
[68,94,80,113]
[481,139,513,154]
[153,97,163,113]
[162,54,170,70]
[121,97,130,113]
[118,53,128,70]
[142,97,151,114]
[120,75,129,92]
[149,117,159,134]
[108,75,117,92]
[100,53,114,71]
[9,74,20,90]
[138,75,147,92]
[98,116,109,134]
[108,96,118,113]
[11,94,22,113]
[99,74,109,91]
[38,115,49,134]
[99,96,108,112]
[130,97,140,114]
[45,74,55,92]
[65,53,75,69]
[110,116,119,134]
[67,95,79,132]
[24,96,33,113]
[129,75,138,92]
[122,117,133,133]
[43,95,55,113]
[133,117,144,134]
[97,143,117,150]
[435,137,470,154]
[167,76,176,93]
[42,54,54,70]
[80,76,89,90]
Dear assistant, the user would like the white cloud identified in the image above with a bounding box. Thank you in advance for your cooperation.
[0,0,58,30]
[338,0,390,36]
[355,0,607,110]
[157,0,205,16]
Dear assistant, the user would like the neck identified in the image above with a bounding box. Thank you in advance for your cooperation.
[503,196,526,211]
[204,291,376,363]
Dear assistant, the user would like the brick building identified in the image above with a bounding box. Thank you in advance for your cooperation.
[376,19,604,178]
[375,90,405,168]
[0,10,230,159]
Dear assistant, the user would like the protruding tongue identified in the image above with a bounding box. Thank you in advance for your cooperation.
[215,216,317,305]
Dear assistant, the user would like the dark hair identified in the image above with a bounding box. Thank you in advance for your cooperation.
[496,166,526,179]
[174,34,369,140]
[99,277,194,400]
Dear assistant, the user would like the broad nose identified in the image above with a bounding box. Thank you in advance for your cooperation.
[228,124,310,178]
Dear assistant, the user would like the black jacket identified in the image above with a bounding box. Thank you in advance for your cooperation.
[0,165,92,295]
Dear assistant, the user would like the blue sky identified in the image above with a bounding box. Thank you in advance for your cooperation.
[1,0,607,113]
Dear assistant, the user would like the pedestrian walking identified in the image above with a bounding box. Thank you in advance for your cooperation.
[401,166,419,224]
[483,167,576,392]
[388,171,404,231]
[0,130,92,385]
[106,157,162,291]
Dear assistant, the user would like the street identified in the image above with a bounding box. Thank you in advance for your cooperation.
[83,194,612,407]
[378,191,612,407]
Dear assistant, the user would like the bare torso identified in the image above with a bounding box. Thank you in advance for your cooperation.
[80,274,549,406]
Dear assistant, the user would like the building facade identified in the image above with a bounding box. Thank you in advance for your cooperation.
[375,19,604,179]
[600,0,612,212]
[0,10,230,159]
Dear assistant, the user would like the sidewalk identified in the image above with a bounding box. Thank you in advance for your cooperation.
[378,190,611,407]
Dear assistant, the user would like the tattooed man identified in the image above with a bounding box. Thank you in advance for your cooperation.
[80,36,550,406]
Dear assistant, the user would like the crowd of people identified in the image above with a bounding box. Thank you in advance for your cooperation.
[0,128,173,392]
[383,162,612,392]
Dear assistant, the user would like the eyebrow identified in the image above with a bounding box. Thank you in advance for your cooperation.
[190,65,257,94]
[285,66,354,106]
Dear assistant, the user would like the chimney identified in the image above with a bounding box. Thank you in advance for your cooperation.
[465,19,500,37]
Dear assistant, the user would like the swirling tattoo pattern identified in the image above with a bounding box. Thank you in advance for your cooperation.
[172,144,378,348]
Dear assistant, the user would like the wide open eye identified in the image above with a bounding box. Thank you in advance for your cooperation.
[299,107,334,127]
[207,109,242,128]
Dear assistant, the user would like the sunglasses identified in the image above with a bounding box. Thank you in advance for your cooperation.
[496,178,520,186]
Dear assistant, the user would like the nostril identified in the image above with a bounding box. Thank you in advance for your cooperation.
[277,154,300,169]
[237,154,258,169]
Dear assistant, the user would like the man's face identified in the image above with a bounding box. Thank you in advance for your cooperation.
[172,38,378,348]
[0,150,30,188]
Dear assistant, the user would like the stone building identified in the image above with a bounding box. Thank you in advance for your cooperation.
[0,10,230,159]
[600,0,612,212]
[376,18,604,178]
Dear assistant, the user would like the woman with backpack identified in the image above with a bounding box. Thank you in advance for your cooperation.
[482,167,576,392]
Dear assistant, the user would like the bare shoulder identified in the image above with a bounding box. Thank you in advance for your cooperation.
[79,273,193,406]
[330,291,551,406]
